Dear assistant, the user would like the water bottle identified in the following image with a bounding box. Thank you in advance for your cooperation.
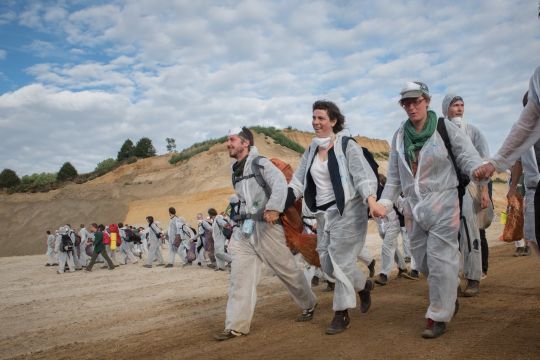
[242,205,258,237]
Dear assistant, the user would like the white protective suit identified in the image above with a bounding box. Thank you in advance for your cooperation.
[46,234,57,265]
[443,94,490,282]
[67,228,82,270]
[379,117,484,322]
[225,146,317,335]
[521,146,540,240]
[212,215,232,270]
[55,228,75,273]
[119,227,139,264]
[168,216,185,265]
[78,227,90,266]
[491,66,540,171]
[376,208,407,276]
[145,222,164,266]
[289,130,378,311]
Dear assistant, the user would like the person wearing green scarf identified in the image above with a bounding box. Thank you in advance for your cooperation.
[374,81,485,340]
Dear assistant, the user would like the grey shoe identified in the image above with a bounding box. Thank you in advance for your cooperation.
[422,318,447,339]
[374,273,388,286]
[463,279,480,297]
[325,310,350,335]
[214,329,243,341]
[296,303,317,322]
[142,264,152,268]
[359,280,374,313]
[409,269,420,279]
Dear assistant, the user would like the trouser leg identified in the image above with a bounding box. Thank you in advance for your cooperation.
[479,229,488,274]
[214,236,232,269]
[168,242,177,264]
[100,249,115,269]
[401,227,411,259]
[460,192,482,281]
[225,236,262,334]
[146,239,160,266]
[380,214,401,275]
[66,252,76,271]
[256,222,317,311]
[357,246,373,266]
[57,252,67,273]
[86,250,100,271]
[535,180,540,249]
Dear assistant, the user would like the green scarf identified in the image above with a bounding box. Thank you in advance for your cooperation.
[403,110,437,165]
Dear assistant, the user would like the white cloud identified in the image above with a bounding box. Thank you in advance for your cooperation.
[0,49,6,60]
[1,0,540,176]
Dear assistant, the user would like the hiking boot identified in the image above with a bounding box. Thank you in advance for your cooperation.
[409,269,419,279]
[45,264,51,267]
[311,276,320,287]
[398,268,417,280]
[142,264,152,268]
[463,279,480,297]
[100,265,108,269]
[359,280,374,313]
[404,256,411,263]
[156,263,165,267]
[422,318,447,339]
[325,310,350,335]
[514,247,525,257]
[323,281,335,292]
[165,264,173,268]
[207,263,217,269]
[375,273,388,286]
[522,246,531,256]
[214,329,243,341]
[296,303,317,322]
[368,259,376,278]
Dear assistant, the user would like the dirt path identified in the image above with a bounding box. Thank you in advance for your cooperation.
[1,236,539,360]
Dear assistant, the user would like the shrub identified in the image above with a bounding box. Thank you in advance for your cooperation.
[0,168,20,188]
[251,126,304,153]
[57,162,78,182]
[95,158,118,176]
[170,136,228,164]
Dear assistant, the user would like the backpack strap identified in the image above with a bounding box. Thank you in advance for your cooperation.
[436,117,467,227]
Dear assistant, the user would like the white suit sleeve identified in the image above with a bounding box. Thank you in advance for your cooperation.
[345,141,378,203]
[445,119,484,180]
[289,147,311,199]
[380,130,402,208]
[260,158,288,212]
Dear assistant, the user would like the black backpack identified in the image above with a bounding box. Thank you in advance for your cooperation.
[61,234,74,253]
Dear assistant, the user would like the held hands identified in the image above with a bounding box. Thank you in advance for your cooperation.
[474,163,496,181]
[367,196,386,218]
[263,210,280,224]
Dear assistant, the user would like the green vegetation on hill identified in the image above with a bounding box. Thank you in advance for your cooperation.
[169,136,228,164]
[251,126,305,153]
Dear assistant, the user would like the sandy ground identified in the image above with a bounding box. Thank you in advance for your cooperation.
[1,223,539,360]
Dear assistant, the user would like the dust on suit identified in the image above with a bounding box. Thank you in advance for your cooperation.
[55,228,75,273]
[46,234,57,265]
[289,131,378,311]
[379,118,483,322]
[212,215,232,270]
[224,146,317,335]
[145,222,165,266]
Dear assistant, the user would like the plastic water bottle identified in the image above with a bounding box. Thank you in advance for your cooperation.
[242,205,258,237]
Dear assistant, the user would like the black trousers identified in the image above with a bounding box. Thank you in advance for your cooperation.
[86,249,115,270]
[535,180,540,248]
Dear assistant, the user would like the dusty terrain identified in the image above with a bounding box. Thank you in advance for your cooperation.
[1,223,539,360]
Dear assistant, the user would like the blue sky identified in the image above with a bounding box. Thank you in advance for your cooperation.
[1,0,539,176]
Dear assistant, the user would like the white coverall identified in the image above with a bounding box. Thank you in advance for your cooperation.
[289,131,378,311]
[376,208,407,276]
[225,147,317,335]
[212,215,232,270]
[145,223,164,266]
[46,234,57,265]
[379,117,484,322]
[67,229,82,270]
[443,101,490,283]
[55,230,75,273]
[119,227,139,264]
[78,227,90,266]
[521,146,540,240]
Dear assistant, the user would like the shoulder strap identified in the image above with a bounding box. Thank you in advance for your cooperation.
[251,156,271,198]
[341,136,356,155]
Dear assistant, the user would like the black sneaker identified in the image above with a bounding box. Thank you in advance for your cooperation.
[375,273,388,286]
[323,281,335,292]
[522,246,531,256]
[422,318,447,339]
[311,276,320,287]
[514,247,524,257]
[409,269,419,279]
[325,310,350,335]
[165,264,173,268]
[368,259,376,278]
[214,329,243,341]
[296,303,317,322]
[359,280,374,313]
